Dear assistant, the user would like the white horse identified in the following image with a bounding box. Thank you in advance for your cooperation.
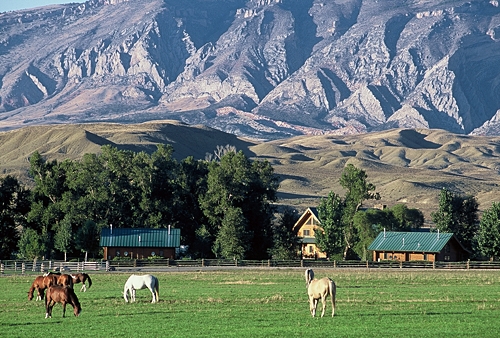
[305,268,336,317]
[123,274,159,303]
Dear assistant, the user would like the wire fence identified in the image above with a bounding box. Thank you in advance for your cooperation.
[1,259,500,275]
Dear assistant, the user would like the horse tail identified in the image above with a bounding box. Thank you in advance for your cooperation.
[329,278,336,317]
[86,274,92,289]
[154,276,159,302]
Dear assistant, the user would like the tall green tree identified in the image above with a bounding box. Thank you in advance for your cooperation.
[75,220,101,260]
[431,188,478,252]
[213,207,250,259]
[316,191,345,259]
[339,164,380,259]
[18,228,46,260]
[28,152,74,258]
[477,202,500,261]
[269,207,300,260]
[0,175,30,259]
[200,150,278,259]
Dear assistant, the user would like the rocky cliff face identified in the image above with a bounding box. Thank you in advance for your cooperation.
[1,0,500,140]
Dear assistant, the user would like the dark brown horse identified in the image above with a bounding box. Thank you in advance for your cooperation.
[45,285,81,318]
[71,273,92,292]
[28,275,58,301]
[57,274,74,289]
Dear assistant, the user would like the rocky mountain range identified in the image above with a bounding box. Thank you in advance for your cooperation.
[1,0,500,140]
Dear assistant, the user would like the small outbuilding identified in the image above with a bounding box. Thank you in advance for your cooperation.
[100,227,181,260]
[368,230,469,262]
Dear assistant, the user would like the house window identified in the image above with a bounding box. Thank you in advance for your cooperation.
[424,253,428,261]
[445,244,450,253]
[116,250,120,257]
[303,230,310,236]
[444,255,450,261]
[383,252,387,260]
[308,246,314,253]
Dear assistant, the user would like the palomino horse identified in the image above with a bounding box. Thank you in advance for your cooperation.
[28,274,58,301]
[57,274,74,289]
[45,285,81,318]
[304,269,336,317]
[71,273,92,292]
[123,274,159,303]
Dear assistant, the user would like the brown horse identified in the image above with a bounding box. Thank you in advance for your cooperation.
[304,269,336,317]
[45,285,81,318]
[71,273,92,292]
[57,274,74,289]
[28,275,58,301]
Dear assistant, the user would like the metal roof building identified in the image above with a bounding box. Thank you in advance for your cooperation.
[100,227,181,260]
[368,231,469,262]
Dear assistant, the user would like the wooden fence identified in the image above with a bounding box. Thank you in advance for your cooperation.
[1,259,500,275]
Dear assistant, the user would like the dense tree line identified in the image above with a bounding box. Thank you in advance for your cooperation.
[2,145,500,262]
[0,145,289,261]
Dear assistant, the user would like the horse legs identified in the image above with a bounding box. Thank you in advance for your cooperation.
[62,301,67,317]
[131,288,136,302]
[81,283,86,292]
[309,297,318,317]
[148,287,156,303]
[45,300,53,319]
[320,296,327,318]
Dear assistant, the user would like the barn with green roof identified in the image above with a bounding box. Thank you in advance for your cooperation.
[368,231,469,262]
[100,227,181,260]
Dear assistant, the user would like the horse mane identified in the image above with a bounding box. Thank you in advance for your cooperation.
[305,269,314,288]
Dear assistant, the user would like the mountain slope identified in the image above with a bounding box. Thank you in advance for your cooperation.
[1,0,500,139]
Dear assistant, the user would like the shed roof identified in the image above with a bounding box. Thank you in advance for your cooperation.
[367,231,453,253]
[100,227,180,248]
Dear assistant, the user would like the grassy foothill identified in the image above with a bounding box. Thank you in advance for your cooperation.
[1,269,499,337]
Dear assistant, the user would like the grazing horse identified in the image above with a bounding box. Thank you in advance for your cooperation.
[45,285,81,318]
[28,274,58,301]
[305,269,336,318]
[71,273,92,292]
[123,274,159,303]
[57,274,74,289]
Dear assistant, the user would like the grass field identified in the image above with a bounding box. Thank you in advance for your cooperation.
[1,268,499,337]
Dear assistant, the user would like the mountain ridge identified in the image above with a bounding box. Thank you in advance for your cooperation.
[2,0,500,139]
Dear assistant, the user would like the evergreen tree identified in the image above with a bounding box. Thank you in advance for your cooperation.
[477,202,500,261]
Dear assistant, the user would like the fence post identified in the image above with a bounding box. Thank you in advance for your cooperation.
[40,262,44,273]
[106,260,110,272]
[334,260,336,268]
[400,261,402,269]
[432,261,435,269]
[235,259,238,267]
[1,263,4,274]
[300,260,304,268]
[268,259,271,267]
[467,259,470,270]
[49,260,52,271]
[366,260,369,269]
[22,262,26,275]
[202,258,205,267]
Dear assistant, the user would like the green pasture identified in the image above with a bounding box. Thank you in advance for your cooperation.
[1,269,499,337]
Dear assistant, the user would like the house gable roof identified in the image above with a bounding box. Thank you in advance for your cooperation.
[100,227,180,248]
[367,231,454,253]
[293,207,320,232]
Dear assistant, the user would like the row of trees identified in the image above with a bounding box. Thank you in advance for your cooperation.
[0,144,286,260]
[1,144,499,261]
[315,164,500,261]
